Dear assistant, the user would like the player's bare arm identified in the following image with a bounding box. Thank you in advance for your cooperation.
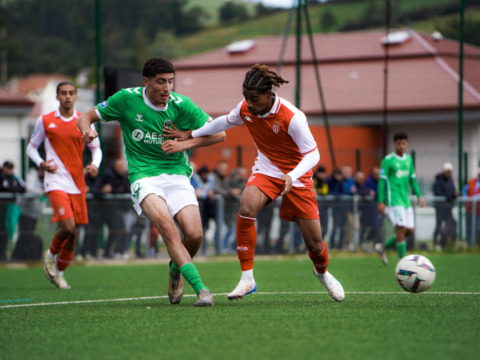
[40,159,58,174]
[85,164,99,178]
[162,131,226,154]
[281,174,293,196]
[163,125,192,141]
[377,202,385,215]
[418,197,426,208]
[77,108,100,144]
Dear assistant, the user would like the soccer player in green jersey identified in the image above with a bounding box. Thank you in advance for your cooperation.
[77,57,226,306]
[375,132,425,264]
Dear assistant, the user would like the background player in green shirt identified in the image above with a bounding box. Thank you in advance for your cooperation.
[375,132,425,264]
[77,57,225,306]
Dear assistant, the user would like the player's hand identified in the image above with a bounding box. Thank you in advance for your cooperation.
[41,159,57,174]
[281,174,292,196]
[163,125,191,141]
[377,202,385,215]
[418,197,426,208]
[161,139,188,154]
[86,164,99,178]
[81,129,98,144]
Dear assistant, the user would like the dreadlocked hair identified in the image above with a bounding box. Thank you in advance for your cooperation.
[243,64,289,93]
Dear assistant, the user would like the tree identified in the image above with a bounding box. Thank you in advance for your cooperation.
[320,9,337,32]
[435,14,480,47]
[219,1,250,24]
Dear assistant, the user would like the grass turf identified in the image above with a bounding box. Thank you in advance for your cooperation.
[0,254,479,360]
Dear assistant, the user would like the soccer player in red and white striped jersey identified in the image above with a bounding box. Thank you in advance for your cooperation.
[27,81,102,289]
[164,64,344,302]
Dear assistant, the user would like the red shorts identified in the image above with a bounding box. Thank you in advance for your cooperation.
[246,173,319,221]
[48,190,88,225]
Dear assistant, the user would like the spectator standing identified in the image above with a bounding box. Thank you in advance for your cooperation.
[212,160,230,255]
[341,165,356,250]
[363,166,382,245]
[326,168,345,249]
[196,165,217,255]
[433,162,458,250]
[313,165,329,239]
[79,168,102,259]
[27,81,102,289]
[463,167,480,248]
[96,158,131,258]
[223,166,248,252]
[0,161,26,261]
[354,171,375,249]
[13,166,46,260]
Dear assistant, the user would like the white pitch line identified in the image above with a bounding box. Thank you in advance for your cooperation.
[1,291,478,309]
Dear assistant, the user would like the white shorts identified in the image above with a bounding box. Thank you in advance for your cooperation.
[131,174,198,217]
[386,206,415,229]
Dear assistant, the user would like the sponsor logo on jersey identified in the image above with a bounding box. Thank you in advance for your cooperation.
[48,123,57,129]
[132,129,145,141]
[247,175,256,183]
[135,114,143,122]
[244,115,252,122]
[395,169,410,178]
[132,129,166,144]
[100,101,108,108]
[272,123,280,134]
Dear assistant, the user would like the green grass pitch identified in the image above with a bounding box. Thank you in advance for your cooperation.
[1,254,479,360]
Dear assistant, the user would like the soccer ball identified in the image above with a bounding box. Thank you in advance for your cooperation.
[395,254,436,293]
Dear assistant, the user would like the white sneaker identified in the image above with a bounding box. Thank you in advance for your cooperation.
[314,269,345,302]
[374,243,388,265]
[52,274,71,290]
[44,252,57,282]
[227,279,257,300]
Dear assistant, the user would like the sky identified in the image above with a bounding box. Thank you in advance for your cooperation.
[256,0,328,8]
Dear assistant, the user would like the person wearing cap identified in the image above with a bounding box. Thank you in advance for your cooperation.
[462,167,480,248]
[0,161,26,261]
[433,162,458,250]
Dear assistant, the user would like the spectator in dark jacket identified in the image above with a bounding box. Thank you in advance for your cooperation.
[326,169,345,249]
[96,158,131,258]
[0,161,26,261]
[433,162,458,250]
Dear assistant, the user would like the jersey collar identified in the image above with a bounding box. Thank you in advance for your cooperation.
[55,108,78,121]
[392,152,407,160]
[143,88,168,112]
[256,91,281,118]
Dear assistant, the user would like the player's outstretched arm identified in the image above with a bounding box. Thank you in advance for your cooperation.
[162,131,226,154]
[77,108,100,144]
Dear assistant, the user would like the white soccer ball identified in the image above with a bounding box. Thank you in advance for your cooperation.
[395,254,436,293]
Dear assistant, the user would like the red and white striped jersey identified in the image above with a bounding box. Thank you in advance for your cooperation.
[226,93,318,188]
[29,109,101,194]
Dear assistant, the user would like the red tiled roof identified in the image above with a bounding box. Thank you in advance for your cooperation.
[0,88,34,106]
[173,29,480,117]
[13,74,69,96]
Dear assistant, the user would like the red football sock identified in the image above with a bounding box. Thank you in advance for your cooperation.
[57,248,74,272]
[236,214,257,271]
[49,235,65,255]
[308,241,329,274]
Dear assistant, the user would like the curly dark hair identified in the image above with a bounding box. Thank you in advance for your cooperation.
[242,64,289,93]
[143,57,175,78]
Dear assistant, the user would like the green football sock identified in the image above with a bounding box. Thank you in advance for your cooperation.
[396,241,406,258]
[170,261,180,274]
[180,262,209,294]
[384,235,396,249]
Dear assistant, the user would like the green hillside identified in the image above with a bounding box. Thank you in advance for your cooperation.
[176,0,471,58]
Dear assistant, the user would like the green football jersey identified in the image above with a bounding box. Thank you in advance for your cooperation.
[97,87,210,183]
[377,152,422,207]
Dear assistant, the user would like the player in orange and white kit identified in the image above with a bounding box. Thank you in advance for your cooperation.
[163,64,344,302]
[27,81,102,289]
